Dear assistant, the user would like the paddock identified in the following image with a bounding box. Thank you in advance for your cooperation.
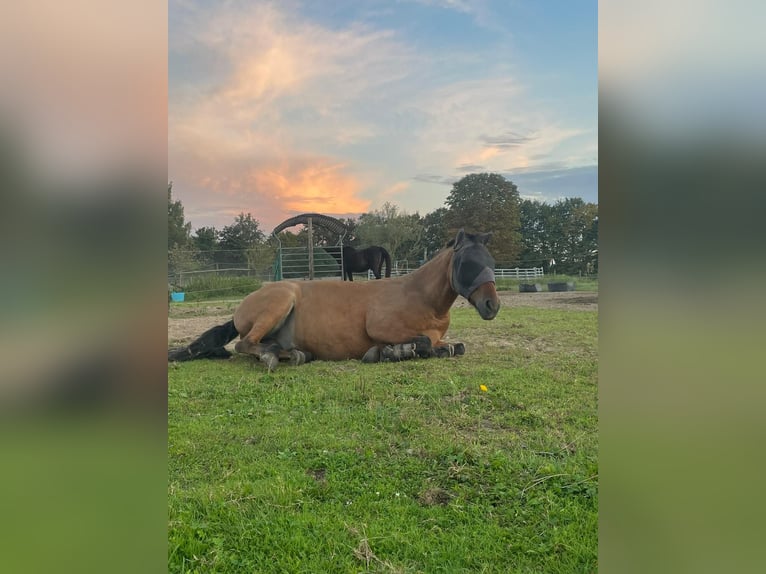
[168,290,597,350]
[168,289,598,572]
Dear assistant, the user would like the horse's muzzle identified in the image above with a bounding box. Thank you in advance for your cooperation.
[469,282,500,320]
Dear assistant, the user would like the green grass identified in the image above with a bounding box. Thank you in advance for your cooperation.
[495,274,598,292]
[171,276,263,302]
[168,306,597,573]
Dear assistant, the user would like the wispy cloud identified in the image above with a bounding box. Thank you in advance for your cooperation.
[170,1,596,230]
[506,165,598,204]
[456,163,486,172]
[170,2,418,229]
[479,131,536,148]
[412,174,458,185]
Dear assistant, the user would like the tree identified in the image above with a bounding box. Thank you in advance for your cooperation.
[444,173,521,264]
[355,202,423,264]
[193,226,218,252]
[216,213,265,267]
[191,226,218,266]
[168,182,191,250]
[554,198,598,274]
[519,199,551,266]
[422,207,450,259]
[518,197,598,274]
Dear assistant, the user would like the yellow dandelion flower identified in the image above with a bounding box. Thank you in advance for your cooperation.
[479,384,488,392]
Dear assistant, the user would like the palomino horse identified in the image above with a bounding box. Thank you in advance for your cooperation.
[330,245,391,281]
[168,230,500,370]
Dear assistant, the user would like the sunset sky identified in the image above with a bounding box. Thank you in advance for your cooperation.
[169,0,597,232]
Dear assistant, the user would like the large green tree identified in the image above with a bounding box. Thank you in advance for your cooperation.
[554,198,598,274]
[444,173,521,264]
[519,199,552,266]
[216,213,265,267]
[519,198,598,274]
[193,226,218,252]
[192,226,218,266]
[421,207,450,259]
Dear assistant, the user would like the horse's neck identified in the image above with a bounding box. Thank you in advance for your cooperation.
[403,249,456,315]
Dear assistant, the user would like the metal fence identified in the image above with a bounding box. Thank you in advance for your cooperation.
[494,267,544,279]
[278,245,343,280]
[170,257,547,287]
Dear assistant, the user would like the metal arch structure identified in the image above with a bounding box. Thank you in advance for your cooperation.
[272,213,349,237]
[271,213,348,281]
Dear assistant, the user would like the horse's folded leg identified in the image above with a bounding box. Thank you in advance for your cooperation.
[260,353,278,372]
[362,346,382,363]
[431,342,466,358]
[289,349,314,366]
[200,347,233,360]
[381,343,417,362]
[234,338,253,355]
[412,336,432,358]
[257,343,281,372]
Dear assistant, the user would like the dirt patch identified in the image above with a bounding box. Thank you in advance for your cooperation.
[168,316,236,347]
[167,291,597,347]
[418,486,452,506]
[452,290,597,312]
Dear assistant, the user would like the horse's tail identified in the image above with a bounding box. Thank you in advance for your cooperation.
[382,247,392,277]
[168,319,239,362]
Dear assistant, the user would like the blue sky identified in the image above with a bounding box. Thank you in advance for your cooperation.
[169,0,597,231]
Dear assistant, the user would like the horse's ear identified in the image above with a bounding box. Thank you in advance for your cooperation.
[479,232,492,245]
[453,229,465,250]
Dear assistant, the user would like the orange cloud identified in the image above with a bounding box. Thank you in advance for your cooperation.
[253,160,370,214]
[189,158,371,230]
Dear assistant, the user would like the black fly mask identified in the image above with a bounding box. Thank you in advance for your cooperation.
[448,230,496,299]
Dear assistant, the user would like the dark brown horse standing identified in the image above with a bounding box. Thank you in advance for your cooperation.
[330,245,391,281]
[168,230,500,370]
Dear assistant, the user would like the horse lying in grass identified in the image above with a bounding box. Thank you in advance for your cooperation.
[168,229,500,370]
[329,245,392,281]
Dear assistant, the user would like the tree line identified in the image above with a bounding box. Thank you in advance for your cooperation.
[168,173,598,276]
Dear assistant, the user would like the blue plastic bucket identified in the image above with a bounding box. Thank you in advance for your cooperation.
[170,292,185,302]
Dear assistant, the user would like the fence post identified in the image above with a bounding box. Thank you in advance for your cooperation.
[307,217,314,280]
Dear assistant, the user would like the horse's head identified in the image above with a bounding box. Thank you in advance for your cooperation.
[449,229,500,320]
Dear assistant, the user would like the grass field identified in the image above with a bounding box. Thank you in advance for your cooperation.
[168,302,598,573]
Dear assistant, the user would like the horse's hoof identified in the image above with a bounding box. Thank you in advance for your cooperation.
[431,343,464,358]
[289,349,313,366]
[261,352,279,372]
[362,346,382,363]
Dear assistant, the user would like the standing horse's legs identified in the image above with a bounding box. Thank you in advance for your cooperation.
[371,257,382,280]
